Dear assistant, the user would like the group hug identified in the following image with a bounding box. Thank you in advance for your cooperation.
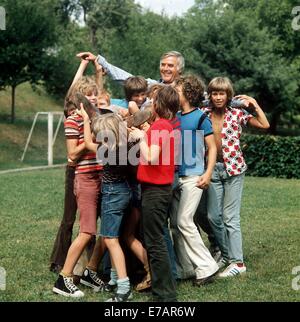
[49,50,270,302]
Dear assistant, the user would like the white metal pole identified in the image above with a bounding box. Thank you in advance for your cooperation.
[21,112,40,162]
[48,112,53,166]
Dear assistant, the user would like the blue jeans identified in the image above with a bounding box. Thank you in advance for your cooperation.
[100,181,131,238]
[207,163,245,263]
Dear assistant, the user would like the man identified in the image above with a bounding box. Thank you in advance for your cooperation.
[76,50,184,86]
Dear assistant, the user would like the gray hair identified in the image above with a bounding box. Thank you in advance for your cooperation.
[160,51,185,74]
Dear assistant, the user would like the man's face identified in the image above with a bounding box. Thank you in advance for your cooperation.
[211,91,228,110]
[160,56,180,84]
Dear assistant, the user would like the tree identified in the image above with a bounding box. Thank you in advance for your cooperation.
[0,0,58,122]
[182,0,299,134]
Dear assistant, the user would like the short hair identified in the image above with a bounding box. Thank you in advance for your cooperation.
[123,76,148,101]
[160,51,185,74]
[207,77,234,101]
[175,75,206,107]
[146,83,164,100]
[98,90,111,106]
[71,76,99,97]
[63,99,76,118]
[154,85,180,119]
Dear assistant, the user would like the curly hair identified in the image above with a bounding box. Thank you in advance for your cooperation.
[175,75,206,107]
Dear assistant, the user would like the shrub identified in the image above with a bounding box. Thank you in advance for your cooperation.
[241,134,300,179]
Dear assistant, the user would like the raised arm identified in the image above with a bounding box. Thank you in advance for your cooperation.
[94,59,104,92]
[66,59,89,98]
[235,95,270,129]
[77,51,158,85]
[77,51,132,83]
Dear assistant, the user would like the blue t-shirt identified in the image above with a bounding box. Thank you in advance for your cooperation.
[110,98,128,108]
[177,108,213,177]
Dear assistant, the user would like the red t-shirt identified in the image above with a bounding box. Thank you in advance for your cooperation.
[137,118,175,185]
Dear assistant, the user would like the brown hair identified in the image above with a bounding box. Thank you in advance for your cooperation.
[123,76,148,101]
[98,90,111,106]
[147,83,164,100]
[207,77,234,101]
[154,85,180,119]
[175,75,205,107]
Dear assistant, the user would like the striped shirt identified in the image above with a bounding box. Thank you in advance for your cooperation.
[64,114,103,174]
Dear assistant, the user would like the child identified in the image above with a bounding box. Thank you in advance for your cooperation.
[80,109,135,302]
[204,77,269,277]
[170,75,219,286]
[52,62,106,298]
[130,85,180,302]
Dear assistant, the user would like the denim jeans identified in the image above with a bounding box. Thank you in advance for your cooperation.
[100,181,131,238]
[207,163,245,263]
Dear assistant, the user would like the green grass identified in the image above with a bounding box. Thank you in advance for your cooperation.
[0,82,63,120]
[0,170,299,302]
[0,83,66,170]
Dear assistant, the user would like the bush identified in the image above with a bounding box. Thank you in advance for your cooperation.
[241,134,300,179]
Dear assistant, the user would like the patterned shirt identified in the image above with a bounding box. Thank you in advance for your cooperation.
[64,114,103,174]
[202,106,253,176]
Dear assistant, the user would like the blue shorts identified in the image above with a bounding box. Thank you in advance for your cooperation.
[100,181,131,238]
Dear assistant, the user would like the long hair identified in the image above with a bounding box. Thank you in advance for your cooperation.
[91,113,127,151]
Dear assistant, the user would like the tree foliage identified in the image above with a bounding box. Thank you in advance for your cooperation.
[0,0,59,122]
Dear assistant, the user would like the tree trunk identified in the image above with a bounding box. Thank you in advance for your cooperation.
[11,85,16,123]
[269,111,280,135]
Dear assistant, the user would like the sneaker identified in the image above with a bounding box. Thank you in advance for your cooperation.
[104,283,117,293]
[53,274,84,298]
[193,270,218,287]
[80,268,105,292]
[106,289,133,302]
[217,257,228,270]
[218,263,246,278]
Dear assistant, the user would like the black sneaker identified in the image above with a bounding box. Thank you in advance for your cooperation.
[193,270,218,287]
[104,283,117,293]
[53,274,84,298]
[106,289,133,302]
[80,268,105,292]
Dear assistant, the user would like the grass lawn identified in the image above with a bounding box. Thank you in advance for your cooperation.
[0,169,299,302]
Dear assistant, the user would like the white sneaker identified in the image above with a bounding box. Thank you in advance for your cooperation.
[218,263,246,278]
[217,257,228,270]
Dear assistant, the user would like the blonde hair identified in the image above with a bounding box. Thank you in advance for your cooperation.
[91,114,126,151]
[207,77,234,101]
[98,90,111,106]
[71,76,99,97]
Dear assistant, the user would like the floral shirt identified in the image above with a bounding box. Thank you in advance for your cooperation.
[202,106,253,176]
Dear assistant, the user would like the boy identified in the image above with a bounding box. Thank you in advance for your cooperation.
[170,75,219,286]
[204,77,269,277]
